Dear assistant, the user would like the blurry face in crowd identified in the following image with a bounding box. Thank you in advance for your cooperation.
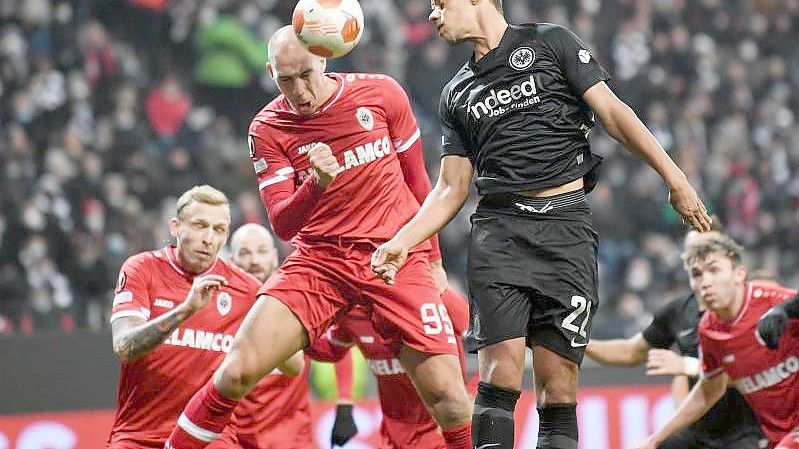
[267,29,330,117]
[429,0,480,45]
[687,251,746,319]
[169,201,231,274]
[230,227,278,283]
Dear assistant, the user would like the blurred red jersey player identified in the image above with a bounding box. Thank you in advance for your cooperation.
[108,185,269,449]
[308,288,470,449]
[166,27,471,449]
[630,233,799,449]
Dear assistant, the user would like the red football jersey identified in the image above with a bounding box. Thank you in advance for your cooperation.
[108,246,261,449]
[248,72,430,246]
[325,290,469,449]
[231,356,313,449]
[699,281,799,445]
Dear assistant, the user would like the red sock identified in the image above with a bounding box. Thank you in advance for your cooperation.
[165,381,239,448]
[442,422,472,449]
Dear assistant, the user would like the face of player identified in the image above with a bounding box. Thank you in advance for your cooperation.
[170,202,231,274]
[429,0,480,45]
[232,235,277,283]
[268,52,328,117]
[688,252,747,317]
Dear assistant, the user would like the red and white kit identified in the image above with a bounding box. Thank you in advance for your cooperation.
[108,246,261,449]
[699,281,799,448]
[249,72,452,354]
[308,289,470,449]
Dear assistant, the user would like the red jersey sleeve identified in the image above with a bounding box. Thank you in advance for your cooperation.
[698,318,724,378]
[109,253,153,324]
[248,126,324,240]
[381,76,421,155]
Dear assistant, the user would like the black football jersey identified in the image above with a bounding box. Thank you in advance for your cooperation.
[439,23,610,195]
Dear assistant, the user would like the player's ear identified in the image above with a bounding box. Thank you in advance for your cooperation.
[168,217,181,238]
[266,62,276,80]
[319,56,327,73]
[735,264,747,284]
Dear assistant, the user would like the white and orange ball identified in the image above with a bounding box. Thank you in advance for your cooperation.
[292,0,364,58]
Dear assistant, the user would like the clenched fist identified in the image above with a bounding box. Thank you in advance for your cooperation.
[308,143,341,188]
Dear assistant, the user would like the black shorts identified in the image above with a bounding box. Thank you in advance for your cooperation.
[465,190,598,364]
[659,427,766,449]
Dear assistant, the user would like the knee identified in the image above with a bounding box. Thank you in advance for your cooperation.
[214,355,262,400]
[425,383,473,427]
[535,365,578,405]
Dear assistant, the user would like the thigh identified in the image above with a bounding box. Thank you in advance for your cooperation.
[467,213,533,352]
[775,428,799,449]
[361,251,459,356]
[527,218,598,365]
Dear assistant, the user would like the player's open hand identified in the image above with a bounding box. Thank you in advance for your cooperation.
[668,182,711,232]
[308,143,341,188]
[646,349,690,376]
[184,274,228,314]
[371,240,409,285]
[757,305,789,349]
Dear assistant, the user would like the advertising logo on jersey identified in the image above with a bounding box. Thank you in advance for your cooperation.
[735,355,799,394]
[217,291,232,316]
[508,47,535,71]
[470,75,541,119]
[578,49,591,64]
[248,135,256,158]
[356,107,374,131]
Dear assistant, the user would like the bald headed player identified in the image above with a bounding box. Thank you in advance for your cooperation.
[167,27,471,449]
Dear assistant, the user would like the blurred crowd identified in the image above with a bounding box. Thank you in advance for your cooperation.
[0,0,797,338]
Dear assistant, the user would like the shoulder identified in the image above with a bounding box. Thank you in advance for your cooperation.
[341,72,407,98]
[121,249,161,273]
[698,310,719,335]
[248,96,289,135]
[533,22,576,41]
[441,63,472,104]
[748,281,797,306]
[218,259,262,291]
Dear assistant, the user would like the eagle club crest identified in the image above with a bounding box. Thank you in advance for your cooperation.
[509,47,535,70]
[216,291,232,316]
[356,107,374,131]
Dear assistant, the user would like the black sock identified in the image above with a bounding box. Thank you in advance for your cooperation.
[472,382,521,449]
[536,403,578,449]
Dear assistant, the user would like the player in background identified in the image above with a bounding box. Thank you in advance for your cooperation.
[209,223,313,449]
[108,185,300,449]
[370,1,711,448]
[166,27,472,449]
[586,231,764,449]
[308,288,471,449]
[630,233,799,449]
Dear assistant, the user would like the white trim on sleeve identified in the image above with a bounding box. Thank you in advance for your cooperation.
[258,167,296,190]
[395,128,421,154]
[109,308,150,324]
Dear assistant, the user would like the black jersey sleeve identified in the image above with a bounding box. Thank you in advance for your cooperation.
[542,24,610,97]
[642,299,678,349]
[438,87,471,159]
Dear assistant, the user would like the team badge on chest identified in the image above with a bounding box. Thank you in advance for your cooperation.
[216,291,232,316]
[356,107,374,131]
[509,47,535,70]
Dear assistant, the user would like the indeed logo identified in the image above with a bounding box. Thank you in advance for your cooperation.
[470,75,541,119]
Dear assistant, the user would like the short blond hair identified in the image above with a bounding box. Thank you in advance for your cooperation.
[682,232,744,268]
[175,185,229,220]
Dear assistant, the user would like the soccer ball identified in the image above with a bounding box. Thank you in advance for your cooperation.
[292,0,364,58]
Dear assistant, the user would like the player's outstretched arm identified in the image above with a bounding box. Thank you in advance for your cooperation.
[112,274,227,363]
[372,155,473,284]
[628,372,728,449]
[582,82,711,232]
[646,349,701,377]
[586,333,650,366]
[758,293,799,349]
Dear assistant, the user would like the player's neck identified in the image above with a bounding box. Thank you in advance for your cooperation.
[314,75,340,113]
[718,285,746,321]
[472,14,508,62]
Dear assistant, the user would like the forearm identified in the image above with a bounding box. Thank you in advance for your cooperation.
[393,181,468,250]
[586,339,647,366]
[113,306,193,363]
[650,377,725,444]
[671,375,690,406]
[604,104,687,188]
[260,176,324,240]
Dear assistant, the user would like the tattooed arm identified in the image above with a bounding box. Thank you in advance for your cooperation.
[112,274,228,363]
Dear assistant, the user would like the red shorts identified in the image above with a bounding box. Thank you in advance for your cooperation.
[260,241,457,355]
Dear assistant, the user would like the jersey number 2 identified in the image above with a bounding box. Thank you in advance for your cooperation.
[561,295,592,338]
